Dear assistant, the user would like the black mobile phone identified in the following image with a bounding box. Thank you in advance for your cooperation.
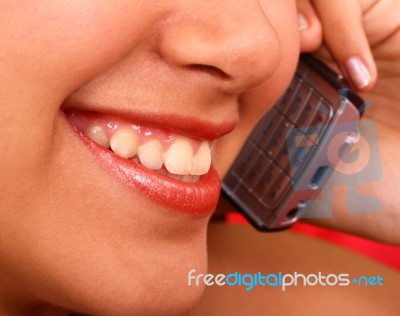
[222,54,365,231]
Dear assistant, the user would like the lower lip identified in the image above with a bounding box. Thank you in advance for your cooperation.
[67,118,221,216]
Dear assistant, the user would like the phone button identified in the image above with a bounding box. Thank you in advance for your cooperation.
[255,113,286,150]
[275,76,301,112]
[295,94,321,129]
[250,161,279,200]
[274,144,290,172]
[283,84,312,124]
[231,143,260,179]
[251,163,292,207]
[265,120,294,160]
[309,99,333,127]
[260,172,292,208]
[242,154,272,190]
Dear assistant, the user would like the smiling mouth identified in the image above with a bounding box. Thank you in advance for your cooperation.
[62,109,232,215]
[65,110,213,183]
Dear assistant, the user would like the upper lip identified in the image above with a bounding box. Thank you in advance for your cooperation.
[62,102,239,141]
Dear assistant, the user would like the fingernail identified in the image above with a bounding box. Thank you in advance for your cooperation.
[345,57,371,89]
[297,13,308,31]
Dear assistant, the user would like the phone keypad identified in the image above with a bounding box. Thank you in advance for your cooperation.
[232,143,259,179]
[254,109,284,149]
[282,86,312,124]
[275,145,290,171]
[222,55,364,231]
[242,152,270,190]
[250,161,279,199]
[261,171,292,208]
[296,94,319,128]
[228,73,334,209]
[266,120,294,160]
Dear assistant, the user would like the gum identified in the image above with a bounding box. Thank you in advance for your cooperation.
[65,110,206,153]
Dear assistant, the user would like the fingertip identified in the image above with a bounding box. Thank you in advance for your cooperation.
[342,54,377,92]
[308,0,378,92]
[297,12,308,32]
[297,8,323,52]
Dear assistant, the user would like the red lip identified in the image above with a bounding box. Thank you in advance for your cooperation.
[63,111,224,216]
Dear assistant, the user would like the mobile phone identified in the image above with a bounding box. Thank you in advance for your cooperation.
[222,54,365,231]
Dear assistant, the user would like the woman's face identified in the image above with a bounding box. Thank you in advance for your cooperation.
[0,1,299,315]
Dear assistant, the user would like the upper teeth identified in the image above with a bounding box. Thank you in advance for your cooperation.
[85,124,212,177]
[85,125,109,149]
[191,141,212,175]
[110,128,139,159]
[164,138,193,175]
[138,139,164,170]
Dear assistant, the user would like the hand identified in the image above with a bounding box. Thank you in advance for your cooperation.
[296,0,379,92]
[297,0,400,244]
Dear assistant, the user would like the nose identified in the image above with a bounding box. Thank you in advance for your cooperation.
[156,1,282,93]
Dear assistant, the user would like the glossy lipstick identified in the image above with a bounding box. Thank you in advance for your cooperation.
[65,113,222,216]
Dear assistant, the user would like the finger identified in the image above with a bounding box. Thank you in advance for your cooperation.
[311,0,377,92]
[296,0,323,52]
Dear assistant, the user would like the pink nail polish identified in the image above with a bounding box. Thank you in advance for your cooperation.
[297,13,308,31]
[345,57,371,89]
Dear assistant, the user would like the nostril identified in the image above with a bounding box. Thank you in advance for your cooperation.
[188,64,231,80]
[157,10,282,93]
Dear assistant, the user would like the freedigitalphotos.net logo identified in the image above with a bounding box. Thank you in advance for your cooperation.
[188,269,384,292]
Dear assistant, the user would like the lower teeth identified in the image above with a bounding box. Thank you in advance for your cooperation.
[154,168,200,183]
[123,153,200,183]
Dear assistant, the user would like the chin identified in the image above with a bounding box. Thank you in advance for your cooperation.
[52,216,210,316]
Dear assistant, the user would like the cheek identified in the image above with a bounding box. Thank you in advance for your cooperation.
[213,0,300,176]
[247,0,300,117]
[0,1,157,96]
[0,0,160,185]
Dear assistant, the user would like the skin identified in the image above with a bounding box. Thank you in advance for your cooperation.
[0,0,399,315]
[0,1,298,315]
